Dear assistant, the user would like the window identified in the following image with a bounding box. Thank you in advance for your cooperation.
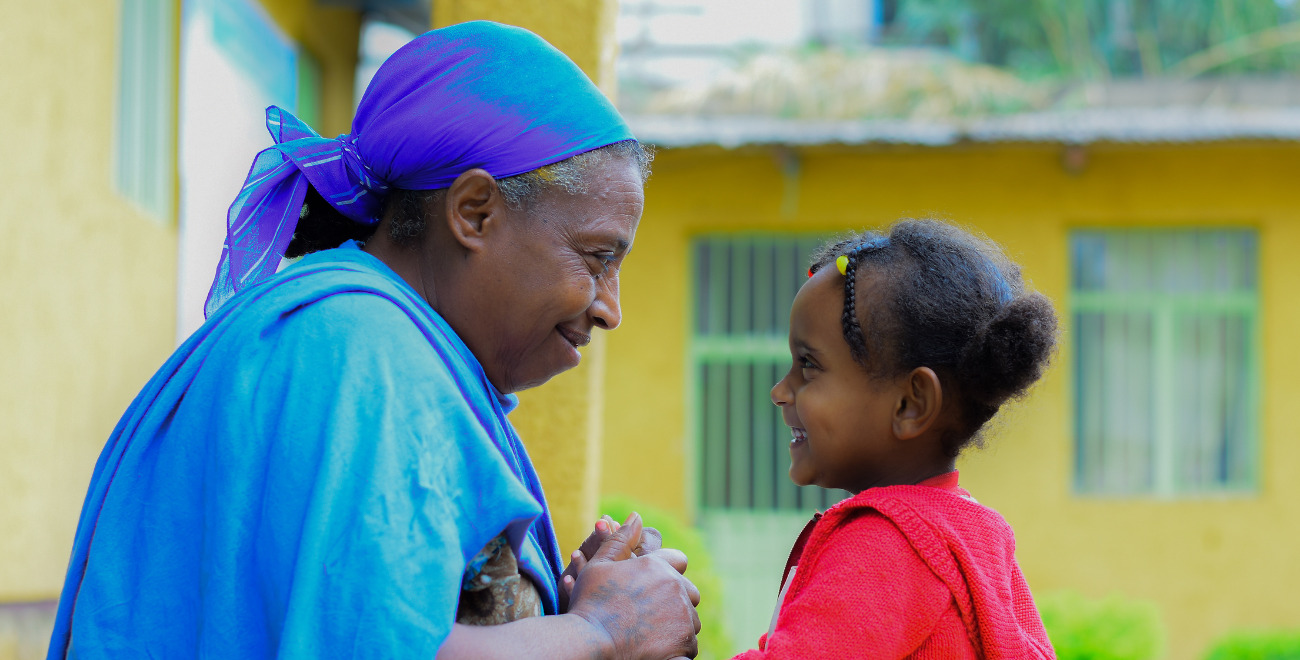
[693,235,847,511]
[1071,229,1259,496]
[115,0,177,220]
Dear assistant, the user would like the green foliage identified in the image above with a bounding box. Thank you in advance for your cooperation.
[599,495,733,660]
[1204,630,1300,660]
[883,0,1300,79]
[1038,591,1165,660]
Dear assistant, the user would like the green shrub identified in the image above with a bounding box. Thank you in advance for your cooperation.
[1038,590,1165,660]
[599,495,733,660]
[1204,630,1300,660]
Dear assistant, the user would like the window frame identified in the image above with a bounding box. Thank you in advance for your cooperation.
[113,0,178,222]
[1069,227,1262,498]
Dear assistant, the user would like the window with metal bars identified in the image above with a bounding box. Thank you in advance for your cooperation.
[115,0,176,221]
[1071,229,1259,496]
[693,235,848,511]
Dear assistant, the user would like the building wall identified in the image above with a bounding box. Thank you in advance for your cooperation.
[433,0,619,90]
[604,141,1300,659]
[0,0,179,603]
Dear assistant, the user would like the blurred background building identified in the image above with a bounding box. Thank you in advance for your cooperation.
[608,3,1300,659]
[3,1,1300,659]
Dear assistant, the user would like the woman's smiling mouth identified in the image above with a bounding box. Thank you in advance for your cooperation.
[553,326,589,368]
[557,326,591,349]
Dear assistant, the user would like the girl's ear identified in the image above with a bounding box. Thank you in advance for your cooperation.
[893,367,944,440]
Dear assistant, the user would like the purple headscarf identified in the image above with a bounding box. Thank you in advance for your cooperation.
[205,21,635,316]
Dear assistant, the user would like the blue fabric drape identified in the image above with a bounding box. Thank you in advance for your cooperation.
[50,243,563,658]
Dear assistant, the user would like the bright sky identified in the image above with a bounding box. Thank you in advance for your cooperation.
[355,1,841,99]
[615,0,880,89]
[616,0,809,47]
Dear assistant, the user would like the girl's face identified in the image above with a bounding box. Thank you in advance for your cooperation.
[770,267,905,494]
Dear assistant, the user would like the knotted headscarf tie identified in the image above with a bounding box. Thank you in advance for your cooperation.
[205,20,635,317]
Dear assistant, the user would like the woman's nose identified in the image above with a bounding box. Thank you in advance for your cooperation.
[590,276,622,330]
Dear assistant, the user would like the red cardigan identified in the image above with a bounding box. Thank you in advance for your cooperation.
[734,472,1055,659]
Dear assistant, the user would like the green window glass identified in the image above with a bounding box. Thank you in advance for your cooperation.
[115,0,176,221]
[692,235,848,511]
[1071,229,1259,496]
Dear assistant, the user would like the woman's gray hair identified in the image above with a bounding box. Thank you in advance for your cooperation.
[496,139,653,208]
[388,139,654,242]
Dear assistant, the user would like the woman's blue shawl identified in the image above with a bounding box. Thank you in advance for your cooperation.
[48,243,563,658]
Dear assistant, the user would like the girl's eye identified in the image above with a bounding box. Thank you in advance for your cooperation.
[797,355,816,370]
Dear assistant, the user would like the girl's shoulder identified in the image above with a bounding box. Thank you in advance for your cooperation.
[817,483,1018,560]
[830,480,1005,525]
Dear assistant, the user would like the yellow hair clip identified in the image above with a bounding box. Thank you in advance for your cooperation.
[835,255,850,276]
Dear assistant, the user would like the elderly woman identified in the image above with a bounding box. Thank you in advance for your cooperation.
[49,21,699,660]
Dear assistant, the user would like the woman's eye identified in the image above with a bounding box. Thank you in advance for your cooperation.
[590,253,616,275]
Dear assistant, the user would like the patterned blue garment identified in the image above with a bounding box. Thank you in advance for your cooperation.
[48,243,564,657]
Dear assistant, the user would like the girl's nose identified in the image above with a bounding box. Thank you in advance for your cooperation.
[771,375,791,406]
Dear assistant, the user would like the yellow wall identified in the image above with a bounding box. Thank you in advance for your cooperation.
[606,141,1300,659]
[0,0,179,601]
[434,0,620,90]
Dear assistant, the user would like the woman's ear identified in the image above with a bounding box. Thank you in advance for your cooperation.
[443,168,503,252]
[893,367,944,440]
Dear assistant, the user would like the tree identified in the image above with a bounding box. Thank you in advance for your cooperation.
[879,0,1300,79]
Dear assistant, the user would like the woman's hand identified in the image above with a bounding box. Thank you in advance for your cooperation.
[567,512,702,660]
[437,513,700,660]
[558,514,670,612]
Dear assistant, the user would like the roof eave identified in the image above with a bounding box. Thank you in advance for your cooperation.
[627,108,1300,149]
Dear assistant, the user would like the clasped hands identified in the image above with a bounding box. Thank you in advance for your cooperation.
[559,512,702,660]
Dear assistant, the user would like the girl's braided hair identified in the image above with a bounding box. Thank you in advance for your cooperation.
[809,219,1058,456]
[285,140,653,258]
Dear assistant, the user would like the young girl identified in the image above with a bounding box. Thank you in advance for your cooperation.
[736,219,1058,659]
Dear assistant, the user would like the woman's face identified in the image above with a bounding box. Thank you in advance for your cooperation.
[479,160,643,392]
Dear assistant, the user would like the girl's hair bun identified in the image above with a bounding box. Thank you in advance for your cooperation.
[958,291,1058,410]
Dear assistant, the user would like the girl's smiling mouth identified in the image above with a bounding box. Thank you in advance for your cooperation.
[790,427,808,447]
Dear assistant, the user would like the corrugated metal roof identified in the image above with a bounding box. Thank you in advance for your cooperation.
[628,107,1300,148]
